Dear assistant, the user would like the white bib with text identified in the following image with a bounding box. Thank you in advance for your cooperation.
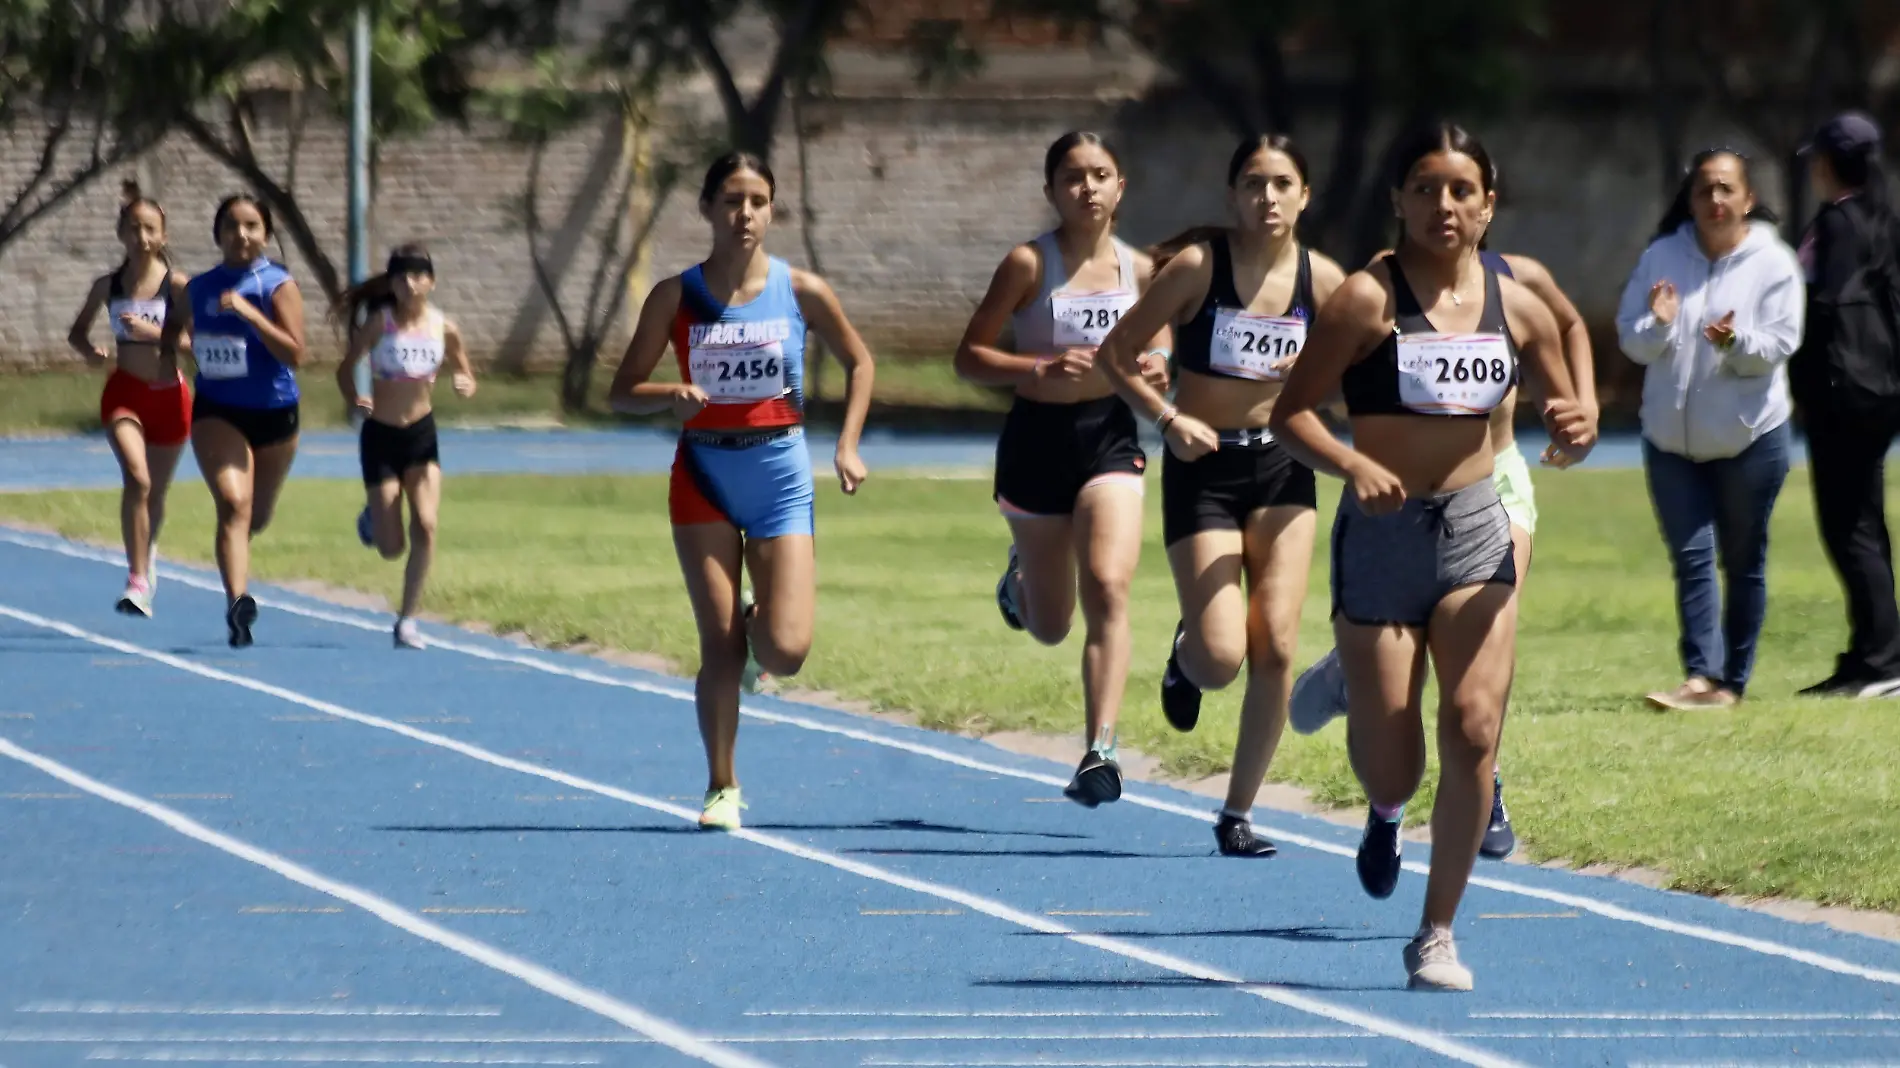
[1395,332,1514,414]
[1209,309,1306,381]
[195,334,249,380]
[687,319,793,404]
[1050,289,1135,349]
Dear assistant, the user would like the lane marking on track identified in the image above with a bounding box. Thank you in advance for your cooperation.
[0,604,1526,1068]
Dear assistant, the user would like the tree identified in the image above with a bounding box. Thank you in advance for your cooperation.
[995,0,1546,261]
[148,0,484,307]
[598,0,859,163]
[487,54,688,412]
[0,0,184,260]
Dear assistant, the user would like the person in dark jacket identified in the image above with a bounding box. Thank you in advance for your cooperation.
[1791,112,1900,698]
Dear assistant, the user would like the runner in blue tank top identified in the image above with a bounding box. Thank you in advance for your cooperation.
[160,193,308,648]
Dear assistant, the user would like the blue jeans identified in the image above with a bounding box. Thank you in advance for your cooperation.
[1642,422,1792,695]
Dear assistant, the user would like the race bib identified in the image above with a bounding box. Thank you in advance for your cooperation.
[690,341,787,403]
[195,334,249,380]
[1209,309,1306,380]
[1396,333,1514,414]
[109,299,165,341]
[376,337,443,380]
[1051,290,1135,349]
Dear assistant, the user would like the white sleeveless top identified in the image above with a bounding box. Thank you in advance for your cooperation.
[368,307,447,382]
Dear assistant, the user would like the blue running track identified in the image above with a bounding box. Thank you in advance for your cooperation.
[2,526,1900,1068]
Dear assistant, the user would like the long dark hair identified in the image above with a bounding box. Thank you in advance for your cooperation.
[1653,149,1779,241]
[114,178,171,281]
[334,243,434,329]
[699,151,775,205]
[1149,133,1310,274]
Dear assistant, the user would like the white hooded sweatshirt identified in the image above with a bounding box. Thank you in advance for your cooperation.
[1616,220,1805,461]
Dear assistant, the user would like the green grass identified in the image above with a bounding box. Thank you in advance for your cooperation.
[2,467,1895,913]
[0,358,1003,436]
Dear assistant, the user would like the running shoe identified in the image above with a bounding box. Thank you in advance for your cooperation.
[226,594,258,648]
[1160,622,1201,731]
[1214,814,1277,857]
[116,575,153,618]
[356,505,375,548]
[699,786,745,831]
[996,545,1024,631]
[1356,806,1403,899]
[394,617,426,650]
[1289,647,1349,734]
[1404,925,1474,991]
[1063,747,1123,808]
[1479,769,1516,860]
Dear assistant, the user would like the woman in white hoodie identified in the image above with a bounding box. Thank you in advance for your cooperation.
[1616,150,1806,710]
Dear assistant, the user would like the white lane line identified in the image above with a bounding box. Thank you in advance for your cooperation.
[21,1005,503,1018]
[0,605,1519,1068]
[0,737,772,1068]
[1473,1012,1900,1021]
[0,1030,1365,1045]
[9,528,1896,986]
[84,1052,599,1065]
[745,1011,1221,1019]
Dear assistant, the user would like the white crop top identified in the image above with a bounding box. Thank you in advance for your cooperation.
[368,307,447,382]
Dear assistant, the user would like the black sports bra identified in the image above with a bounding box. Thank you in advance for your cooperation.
[1174,234,1316,382]
[1339,256,1518,419]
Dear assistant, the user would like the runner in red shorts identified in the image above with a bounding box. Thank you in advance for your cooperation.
[66,181,193,617]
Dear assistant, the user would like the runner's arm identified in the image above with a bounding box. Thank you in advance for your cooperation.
[608,277,687,416]
[953,245,1045,387]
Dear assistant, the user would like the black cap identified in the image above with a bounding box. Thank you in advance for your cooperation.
[1799,112,1883,158]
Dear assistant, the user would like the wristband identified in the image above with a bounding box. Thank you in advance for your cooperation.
[1155,405,1178,431]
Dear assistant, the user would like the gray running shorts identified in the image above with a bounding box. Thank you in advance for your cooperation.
[1330,477,1517,628]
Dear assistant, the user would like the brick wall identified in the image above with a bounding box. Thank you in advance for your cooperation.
[0,51,1836,383]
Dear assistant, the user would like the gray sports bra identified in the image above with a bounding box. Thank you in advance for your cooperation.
[1009,232,1139,355]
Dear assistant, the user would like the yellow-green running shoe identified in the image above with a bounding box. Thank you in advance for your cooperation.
[699,786,746,831]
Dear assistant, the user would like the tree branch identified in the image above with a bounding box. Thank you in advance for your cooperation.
[681,3,751,143]
[522,135,579,356]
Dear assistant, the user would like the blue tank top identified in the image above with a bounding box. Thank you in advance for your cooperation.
[188,258,299,409]
[671,256,806,430]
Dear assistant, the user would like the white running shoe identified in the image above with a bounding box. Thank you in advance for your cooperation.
[116,575,153,618]
[1290,647,1349,735]
[1405,925,1474,991]
[394,617,426,650]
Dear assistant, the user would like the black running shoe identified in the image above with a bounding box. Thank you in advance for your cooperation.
[1063,750,1123,808]
[996,545,1024,631]
[1214,814,1277,857]
[1160,622,1201,732]
[1479,770,1516,860]
[226,594,258,649]
[1356,807,1403,899]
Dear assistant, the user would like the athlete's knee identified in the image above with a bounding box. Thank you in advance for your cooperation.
[753,635,809,678]
[121,467,153,500]
[1184,626,1246,689]
[215,494,251,529]
[1076,568,1132,627]
[1439,691,1504,765]
[1245,622,1298,678]
[699,625,748,674]
[377,537,406,562]
[248,501,276,535]
[409,511,438,547]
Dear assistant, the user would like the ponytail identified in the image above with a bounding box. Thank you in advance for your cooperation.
[1148,225,1229,277]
